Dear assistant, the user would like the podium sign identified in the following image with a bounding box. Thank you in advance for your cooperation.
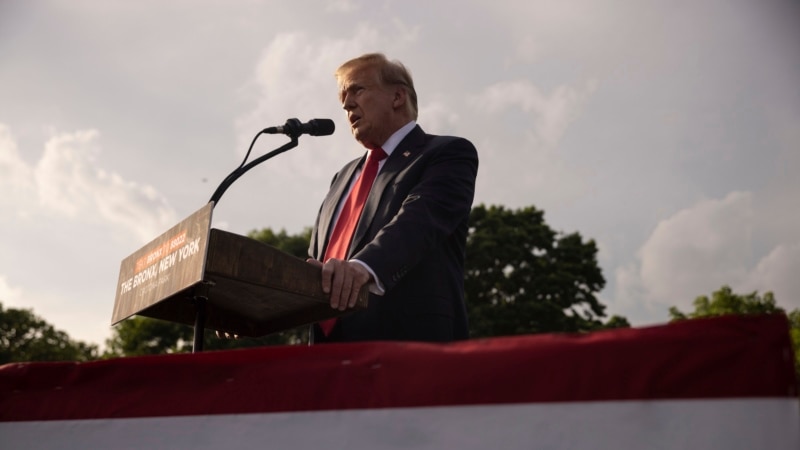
[112,204,213,325]
[111,203,368,340]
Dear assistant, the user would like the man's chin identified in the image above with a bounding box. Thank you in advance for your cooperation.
[352,129,374,148]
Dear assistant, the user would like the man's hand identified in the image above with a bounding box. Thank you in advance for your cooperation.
[307,258,371,311]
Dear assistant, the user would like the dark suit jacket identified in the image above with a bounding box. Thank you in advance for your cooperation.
[309,125,479,343]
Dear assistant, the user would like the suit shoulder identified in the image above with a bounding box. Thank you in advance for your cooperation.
[424,133,478,157]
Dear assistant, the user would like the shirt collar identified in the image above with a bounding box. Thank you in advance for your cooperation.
[379,120,416,157]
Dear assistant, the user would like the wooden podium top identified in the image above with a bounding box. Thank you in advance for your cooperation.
[112,204,367,337]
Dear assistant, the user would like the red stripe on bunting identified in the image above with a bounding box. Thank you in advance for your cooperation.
[0,314,796,421]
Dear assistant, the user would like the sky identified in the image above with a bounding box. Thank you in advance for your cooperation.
[1,0,798,348]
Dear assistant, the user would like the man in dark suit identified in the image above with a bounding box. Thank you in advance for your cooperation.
[308,53,478,343]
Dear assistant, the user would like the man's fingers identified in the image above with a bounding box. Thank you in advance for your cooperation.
[322,259,343,308]
[329,262,353,311]
[320,260,334,294]
[337,275,354,311]
[348,278,365,308]
[321,259,370,311]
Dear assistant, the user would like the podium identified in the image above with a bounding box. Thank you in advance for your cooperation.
[111,203,367,351]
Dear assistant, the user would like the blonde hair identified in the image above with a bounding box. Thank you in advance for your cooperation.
[336,53,418,119]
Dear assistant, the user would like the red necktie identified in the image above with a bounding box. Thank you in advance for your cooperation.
[319,147,388,335]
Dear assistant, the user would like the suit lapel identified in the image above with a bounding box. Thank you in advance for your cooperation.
[350,126,427,255]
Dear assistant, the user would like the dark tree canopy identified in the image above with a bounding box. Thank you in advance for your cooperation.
[248,227,312,260]
[465,204,615,337]
[0,301,97,363]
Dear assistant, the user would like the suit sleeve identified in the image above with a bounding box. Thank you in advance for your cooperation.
[352,137,478,292]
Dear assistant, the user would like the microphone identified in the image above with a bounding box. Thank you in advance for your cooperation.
[208,118,333,205]
[263,118,335,137]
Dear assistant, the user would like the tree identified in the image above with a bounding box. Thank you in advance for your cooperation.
[669,285,783,319]
[789,310,800,376]
[248,227,312,260]
[465,204,619,337]
[669,285,800,377]
[105,228,312,358]
[104,315,192,356]
[0,301,97,363]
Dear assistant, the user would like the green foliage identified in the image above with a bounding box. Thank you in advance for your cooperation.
[247,227,312,258]
[670,285,800,378]
[104,315,192,356]
[790,310,800,375]
[0,301,97,363]
[465,204,614,337]
[669,285,782,320]
[586,315,632,331]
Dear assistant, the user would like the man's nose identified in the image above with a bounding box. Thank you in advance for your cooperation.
[342,93,356,111]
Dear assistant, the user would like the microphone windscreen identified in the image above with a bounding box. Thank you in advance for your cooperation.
[309,119,335,136]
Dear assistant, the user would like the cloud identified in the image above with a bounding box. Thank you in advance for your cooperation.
[1,124,177,243]
[229,25,424,194]
[640,192,753,299]
[0,275,24,308]
[614,191,800,316]
[235,27,375,152]
[0,124,35,207]
[237,24,404,132]
[743,243,800,310]
[463,78,597,213]
[36,129,103,217]
[0,123,181,345]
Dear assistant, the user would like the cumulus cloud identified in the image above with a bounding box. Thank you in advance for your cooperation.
[0,124,35,202]
[639,192,753,302]
[463,78,596,212]
[233,25,421,185]
[743,243,800,310]
[36,129,103,217]
[1,124,177,243]
[615,191,800,315]
[237,25,390,138]
[0,275,24,308]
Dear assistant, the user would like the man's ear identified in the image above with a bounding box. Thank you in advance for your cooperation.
[392,86,407,110]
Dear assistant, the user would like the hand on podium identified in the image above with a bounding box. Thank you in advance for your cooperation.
[306,258,371,311]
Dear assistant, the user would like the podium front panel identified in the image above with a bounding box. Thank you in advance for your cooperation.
[111,204,213,325]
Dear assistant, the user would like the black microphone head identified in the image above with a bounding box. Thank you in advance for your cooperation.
[308,118,335,136]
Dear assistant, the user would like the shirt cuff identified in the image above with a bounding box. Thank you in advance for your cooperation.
[351,259,385,296]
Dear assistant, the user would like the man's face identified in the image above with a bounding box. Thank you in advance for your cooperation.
[338,67,397,149]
